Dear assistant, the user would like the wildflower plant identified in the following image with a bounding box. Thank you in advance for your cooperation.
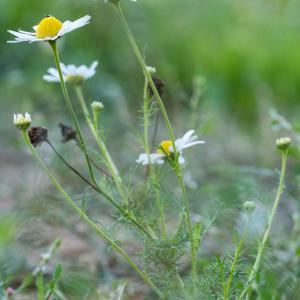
[8,1,295,299]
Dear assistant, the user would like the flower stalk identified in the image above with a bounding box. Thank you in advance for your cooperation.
[112,2,197,279]
[74,85,129,208]
[21,130,163,299]
[224,227,248,300]
[45,138,152,239]
[238,149,289,299]
[49,41,97,186]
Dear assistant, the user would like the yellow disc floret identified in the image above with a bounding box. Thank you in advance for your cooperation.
[35,16,63,39]
[157,140,172,155]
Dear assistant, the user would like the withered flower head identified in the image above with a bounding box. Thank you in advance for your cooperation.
[28,127,48,147]
[148,76,165,97]
[59,122,77,143]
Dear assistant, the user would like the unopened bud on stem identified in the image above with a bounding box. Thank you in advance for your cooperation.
[242,201,256,212]
[276,137,291,151]
[13,113,31,130]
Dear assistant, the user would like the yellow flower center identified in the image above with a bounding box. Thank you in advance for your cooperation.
[35,16,63,39]
[157,140,172,155]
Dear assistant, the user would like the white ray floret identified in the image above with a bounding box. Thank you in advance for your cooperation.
[7,15,91,44]
[136,130,205,165]
[43,61,99,83]
[136,153,165,166]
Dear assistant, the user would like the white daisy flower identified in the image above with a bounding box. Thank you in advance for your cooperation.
[7,15,91,44]
[43,61,98,85]
[14,112,31,130]
[136,130,205,165]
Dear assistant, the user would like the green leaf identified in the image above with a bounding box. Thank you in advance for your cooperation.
[36,273,44,300]
[54,264,62,281]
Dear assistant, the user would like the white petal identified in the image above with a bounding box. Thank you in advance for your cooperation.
[179,140,205,150]
[136,153,165,165]
[47,67,60,77]
[60,63,68,75]
[58,15,91,37]
[18,30,36,36]
[178,154,185,165]
[43,74,60,82]
[7,30,37,43]
[182,130,196,140]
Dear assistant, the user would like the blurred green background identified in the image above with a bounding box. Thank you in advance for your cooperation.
[1,0,300,298]
[2,0,300,130]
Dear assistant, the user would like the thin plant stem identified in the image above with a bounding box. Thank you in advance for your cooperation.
[238,150,288,300]
[224,225,248,300]
[74,85,128,208]
[153,171,167,239]
[73,138,112,179]
[46,139,152,239]
[21,130,163,299]
[49,41,96,186]
[175,164,196,279]
[151,110,160,153]
[143,75,152,179]
[113,3,176,151]
[113,2,196,279]
[142,76,166,238]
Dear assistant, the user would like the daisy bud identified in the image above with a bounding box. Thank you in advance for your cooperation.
[242,201,256,212]
[13,113,31,130]
[276,137,291,151]
[148,76,165,97]
[91,101,104,113]
[28,127,48,147]
[146,66,156,75]
[59,122,77,143]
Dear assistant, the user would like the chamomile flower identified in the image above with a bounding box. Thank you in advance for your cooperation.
[7,15,91,43]
[136,130,205,165]
[43,61,98,85]
[13,113,31,130]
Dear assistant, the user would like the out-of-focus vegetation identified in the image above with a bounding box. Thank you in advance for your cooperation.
[1,0,300,299]
[2,0,300,130]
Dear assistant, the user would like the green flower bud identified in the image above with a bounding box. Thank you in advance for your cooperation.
[276,137,291,151]
[242,201,256,212]
[13,112,31,130]
[91,101,104,113]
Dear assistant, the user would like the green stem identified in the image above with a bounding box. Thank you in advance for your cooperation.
[142,75,166,238]
[49,41,96,186]
[224,227,248,300]
[21,130,163,299]
[114,3,176,152]
[46,140,151,238]
[154,171,167,239]
[74,85,128,208]
[143,75,152,178]
[176,166,196,279]
[113,2,195,278]
[238,151,288,300]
